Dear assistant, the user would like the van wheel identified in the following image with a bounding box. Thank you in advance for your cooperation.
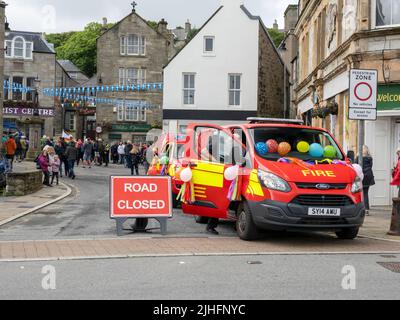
[195,216,209,224]
[336,227,359,240]
[236,202,260,241]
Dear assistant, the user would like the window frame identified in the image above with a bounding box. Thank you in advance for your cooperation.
[121,34,146,56]
[183,73,196,106]
[5,37,34,60]
[203,36,215,54]
[228,74,242,107]
[372,0,400,28]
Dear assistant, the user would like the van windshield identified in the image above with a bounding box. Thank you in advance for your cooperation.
[249,127,345,162]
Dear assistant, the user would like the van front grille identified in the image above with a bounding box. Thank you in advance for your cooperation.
[291,195,354,207]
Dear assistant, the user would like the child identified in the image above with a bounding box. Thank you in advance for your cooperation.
[50,155,61,185]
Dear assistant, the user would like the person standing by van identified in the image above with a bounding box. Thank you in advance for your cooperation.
[357,146,375,216]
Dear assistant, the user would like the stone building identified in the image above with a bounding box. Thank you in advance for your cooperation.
[293,0,400,205]
[3,30,57,141]
[163,0,290,134]
[95,6,178,144]
[57,60,89,84]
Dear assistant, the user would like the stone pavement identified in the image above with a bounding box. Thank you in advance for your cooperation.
[0,234,399,262]
[0,161,72,227]
[360,207,399,241]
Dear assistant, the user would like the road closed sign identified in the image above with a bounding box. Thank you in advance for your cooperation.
[110,176,173,218]
[349,69,378,121]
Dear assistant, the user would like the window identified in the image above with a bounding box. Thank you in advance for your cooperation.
[26,77,36,101]
[65,112,76,131]
[117,100,147,122]
[120,36,126,55]
[13,37,24,58]
[12,77,23,101]
[5,40,11,57]
[120,35,146,56]
[183,73,195,105]
[119,68,146,86]
[117,99,124,121]
[5,37,34,59]
[375,0,400,27]
[204,36,215,53]
[229,74,241,106]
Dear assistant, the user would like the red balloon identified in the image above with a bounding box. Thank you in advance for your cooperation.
[278,142,292,157]
[266,139,279,153]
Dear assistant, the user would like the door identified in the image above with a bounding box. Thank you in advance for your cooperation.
[366,118,391,206]
[181,125,245,219]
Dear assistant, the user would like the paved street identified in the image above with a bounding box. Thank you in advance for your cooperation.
[0,254,399,300]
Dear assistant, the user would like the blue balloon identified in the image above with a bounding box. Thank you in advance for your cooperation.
[309,143,324,158]
[256,142,268,156]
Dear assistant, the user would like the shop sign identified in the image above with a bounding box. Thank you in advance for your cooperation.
[109,134,122,140]
[377,84,400,111]
[3,107,55,118]
[111,124,152,133]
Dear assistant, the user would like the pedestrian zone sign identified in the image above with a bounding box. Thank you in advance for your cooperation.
[349,69,378,121]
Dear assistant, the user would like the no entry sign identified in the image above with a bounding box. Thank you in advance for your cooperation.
[110,176,173,218]
[349,69,378,121]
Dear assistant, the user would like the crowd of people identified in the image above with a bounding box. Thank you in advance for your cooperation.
[33,136,152,187]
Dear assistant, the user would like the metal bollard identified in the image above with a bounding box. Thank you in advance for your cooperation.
[388,198,400,236]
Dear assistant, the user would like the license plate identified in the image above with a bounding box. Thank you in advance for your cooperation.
[308,208,341,217]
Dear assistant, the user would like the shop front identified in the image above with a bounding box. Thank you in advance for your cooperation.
[366,84,400,206]
[107,123,152,144]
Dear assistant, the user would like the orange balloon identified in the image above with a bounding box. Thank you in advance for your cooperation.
[278,142,292,157]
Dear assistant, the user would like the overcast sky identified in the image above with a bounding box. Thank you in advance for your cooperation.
[6,0,298,34]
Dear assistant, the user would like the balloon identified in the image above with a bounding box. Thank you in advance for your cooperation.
[266,140,279,153]
[160,155,169,165]
[309,143,324,158]
[278,142,291,157]
[323,146,337,159]
[256,142,268,156]
[180,167,193,183]
[147,167,158,176]
[352,164,364,181]
[224,165,240,181]
[297,141,310,153]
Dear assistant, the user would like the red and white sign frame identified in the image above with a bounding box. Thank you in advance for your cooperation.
[110,176,173,219]
[349,69,378,121]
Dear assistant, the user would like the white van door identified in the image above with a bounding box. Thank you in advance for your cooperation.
[366,118,391,206]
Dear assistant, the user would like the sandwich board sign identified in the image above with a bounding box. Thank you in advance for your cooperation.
[349,69,378,121]
[110,176,173,236]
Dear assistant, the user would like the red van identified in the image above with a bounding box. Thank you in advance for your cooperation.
[177,118,365,241]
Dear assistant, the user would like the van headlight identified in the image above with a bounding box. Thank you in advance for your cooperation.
[351,176,363,194]
[258,170,291,193]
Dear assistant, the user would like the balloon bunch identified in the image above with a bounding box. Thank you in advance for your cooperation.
[296,141,337,159]
[224,166,242,202]
[160,155,169,176]
[255,139,292,157]
[176,167,195,204]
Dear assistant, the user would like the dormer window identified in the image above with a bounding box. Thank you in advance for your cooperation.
[5,36,34,59]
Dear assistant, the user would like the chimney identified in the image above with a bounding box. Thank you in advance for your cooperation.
[157,18,168,35]
[284,5,299,32]
[273,19,279,30]
[101,17,108,32]
[185,19,191,34]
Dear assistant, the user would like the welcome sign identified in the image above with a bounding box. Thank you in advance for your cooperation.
[377,84,400,111]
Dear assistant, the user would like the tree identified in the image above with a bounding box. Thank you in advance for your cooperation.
[267,28,285,48]
[147,20,158,31]
[46,22,113,78]
[186,28,199,42]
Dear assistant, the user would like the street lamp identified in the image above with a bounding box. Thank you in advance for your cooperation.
[5,15,9,37]
[33,76,41,117]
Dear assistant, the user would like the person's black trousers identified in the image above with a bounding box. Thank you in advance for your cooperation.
[363,187,370,210]
[51,172,59,185]
[131,163,139,176]
[43,171,50,186]
[207,218,219,230]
